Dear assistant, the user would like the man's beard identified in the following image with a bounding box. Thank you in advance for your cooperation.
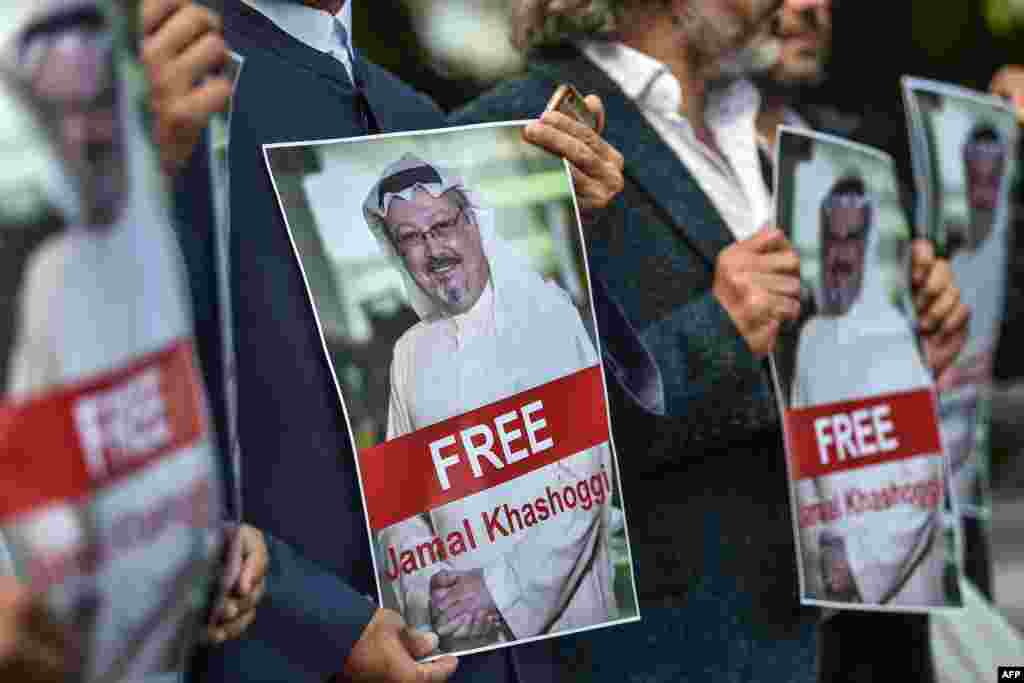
[718,33,782,80]
[749,9,830,95]
[822,274,861,316]
[677,3,748,79]
[441,284,465,307]
[81,145,126,227]
[967,207,996,249]
[423,253,471,312]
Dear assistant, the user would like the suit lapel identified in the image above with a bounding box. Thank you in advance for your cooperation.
[531,49,735,267]
[224,1,357,93]
[352,50,398,133]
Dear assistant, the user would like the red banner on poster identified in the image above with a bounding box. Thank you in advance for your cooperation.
[359,365,609,531]
[785,388,942,480]
[0,339,206,520]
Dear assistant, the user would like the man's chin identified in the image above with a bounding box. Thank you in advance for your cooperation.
[771,57,826,86]
[433,282,483,316]
[85,200,125,229]
[717,38,781,79]
[823,287,857,316]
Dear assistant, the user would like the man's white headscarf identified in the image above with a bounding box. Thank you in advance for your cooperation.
[1,0,127,227]
[0,71,77,226]
[792,174,932,407]
[814,174,916,345]
[363,153,595,392]
[364,153,570,322]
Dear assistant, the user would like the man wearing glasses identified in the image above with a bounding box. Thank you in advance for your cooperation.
[363,154,616,655]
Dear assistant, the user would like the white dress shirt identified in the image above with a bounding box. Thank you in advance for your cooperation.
[581,41,773,240]
[792,307,945,607]
[756,106,809,160]
[241,0,355,84]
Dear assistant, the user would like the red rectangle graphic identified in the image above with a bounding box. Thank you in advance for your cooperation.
[785,388,943,480]
[359,365,609,531]
[0,339,207,520]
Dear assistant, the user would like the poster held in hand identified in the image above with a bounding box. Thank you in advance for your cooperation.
[772,126,961,613]
[263,121,640,659]
[0,2,223,680]
[902,77,1018,522]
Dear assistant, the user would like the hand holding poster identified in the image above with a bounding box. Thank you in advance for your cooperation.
[0,1,223,679]
[903,78,1019,520]
[263,122,639,658]
[772,127,961,612]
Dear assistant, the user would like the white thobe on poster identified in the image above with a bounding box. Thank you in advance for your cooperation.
[790,215,944,607]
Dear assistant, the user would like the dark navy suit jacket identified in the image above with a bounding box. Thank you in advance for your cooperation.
[173,2,560,681]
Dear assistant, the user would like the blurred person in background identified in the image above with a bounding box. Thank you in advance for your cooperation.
[211,0,624,681]
[453,0,967,681]
[454,1,816,681]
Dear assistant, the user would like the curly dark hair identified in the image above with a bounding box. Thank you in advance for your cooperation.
[510,0,654,52]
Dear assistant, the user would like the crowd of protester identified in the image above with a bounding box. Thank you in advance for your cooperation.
[1,0,1021,681]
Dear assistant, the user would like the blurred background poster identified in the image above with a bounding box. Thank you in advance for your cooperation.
[773,128,958,612]
[0,2,222,680]
[905,80,1019,522]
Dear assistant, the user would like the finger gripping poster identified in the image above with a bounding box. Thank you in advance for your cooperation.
[772,127,961,613]
[263,122,639,658]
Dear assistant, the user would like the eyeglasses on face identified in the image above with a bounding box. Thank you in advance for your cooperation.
[393,207,467,252]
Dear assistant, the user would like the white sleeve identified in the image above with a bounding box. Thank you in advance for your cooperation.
[844,511,938,604]
[481,309,611,637]
[481,451,611,637]
[7,239,65,397]
[791,325,813,409]
[379,337,447,629]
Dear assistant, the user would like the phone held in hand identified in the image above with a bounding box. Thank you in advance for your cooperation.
[545,83,598,131]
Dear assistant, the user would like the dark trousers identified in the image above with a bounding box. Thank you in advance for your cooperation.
[555,599,818,683]
[818,612,933,683]
[962,516,994,600]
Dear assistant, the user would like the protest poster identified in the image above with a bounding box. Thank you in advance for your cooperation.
[263,121,639,658]
[0,2,223,679]
[772,126,961,613]
[903,78,1018,521]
